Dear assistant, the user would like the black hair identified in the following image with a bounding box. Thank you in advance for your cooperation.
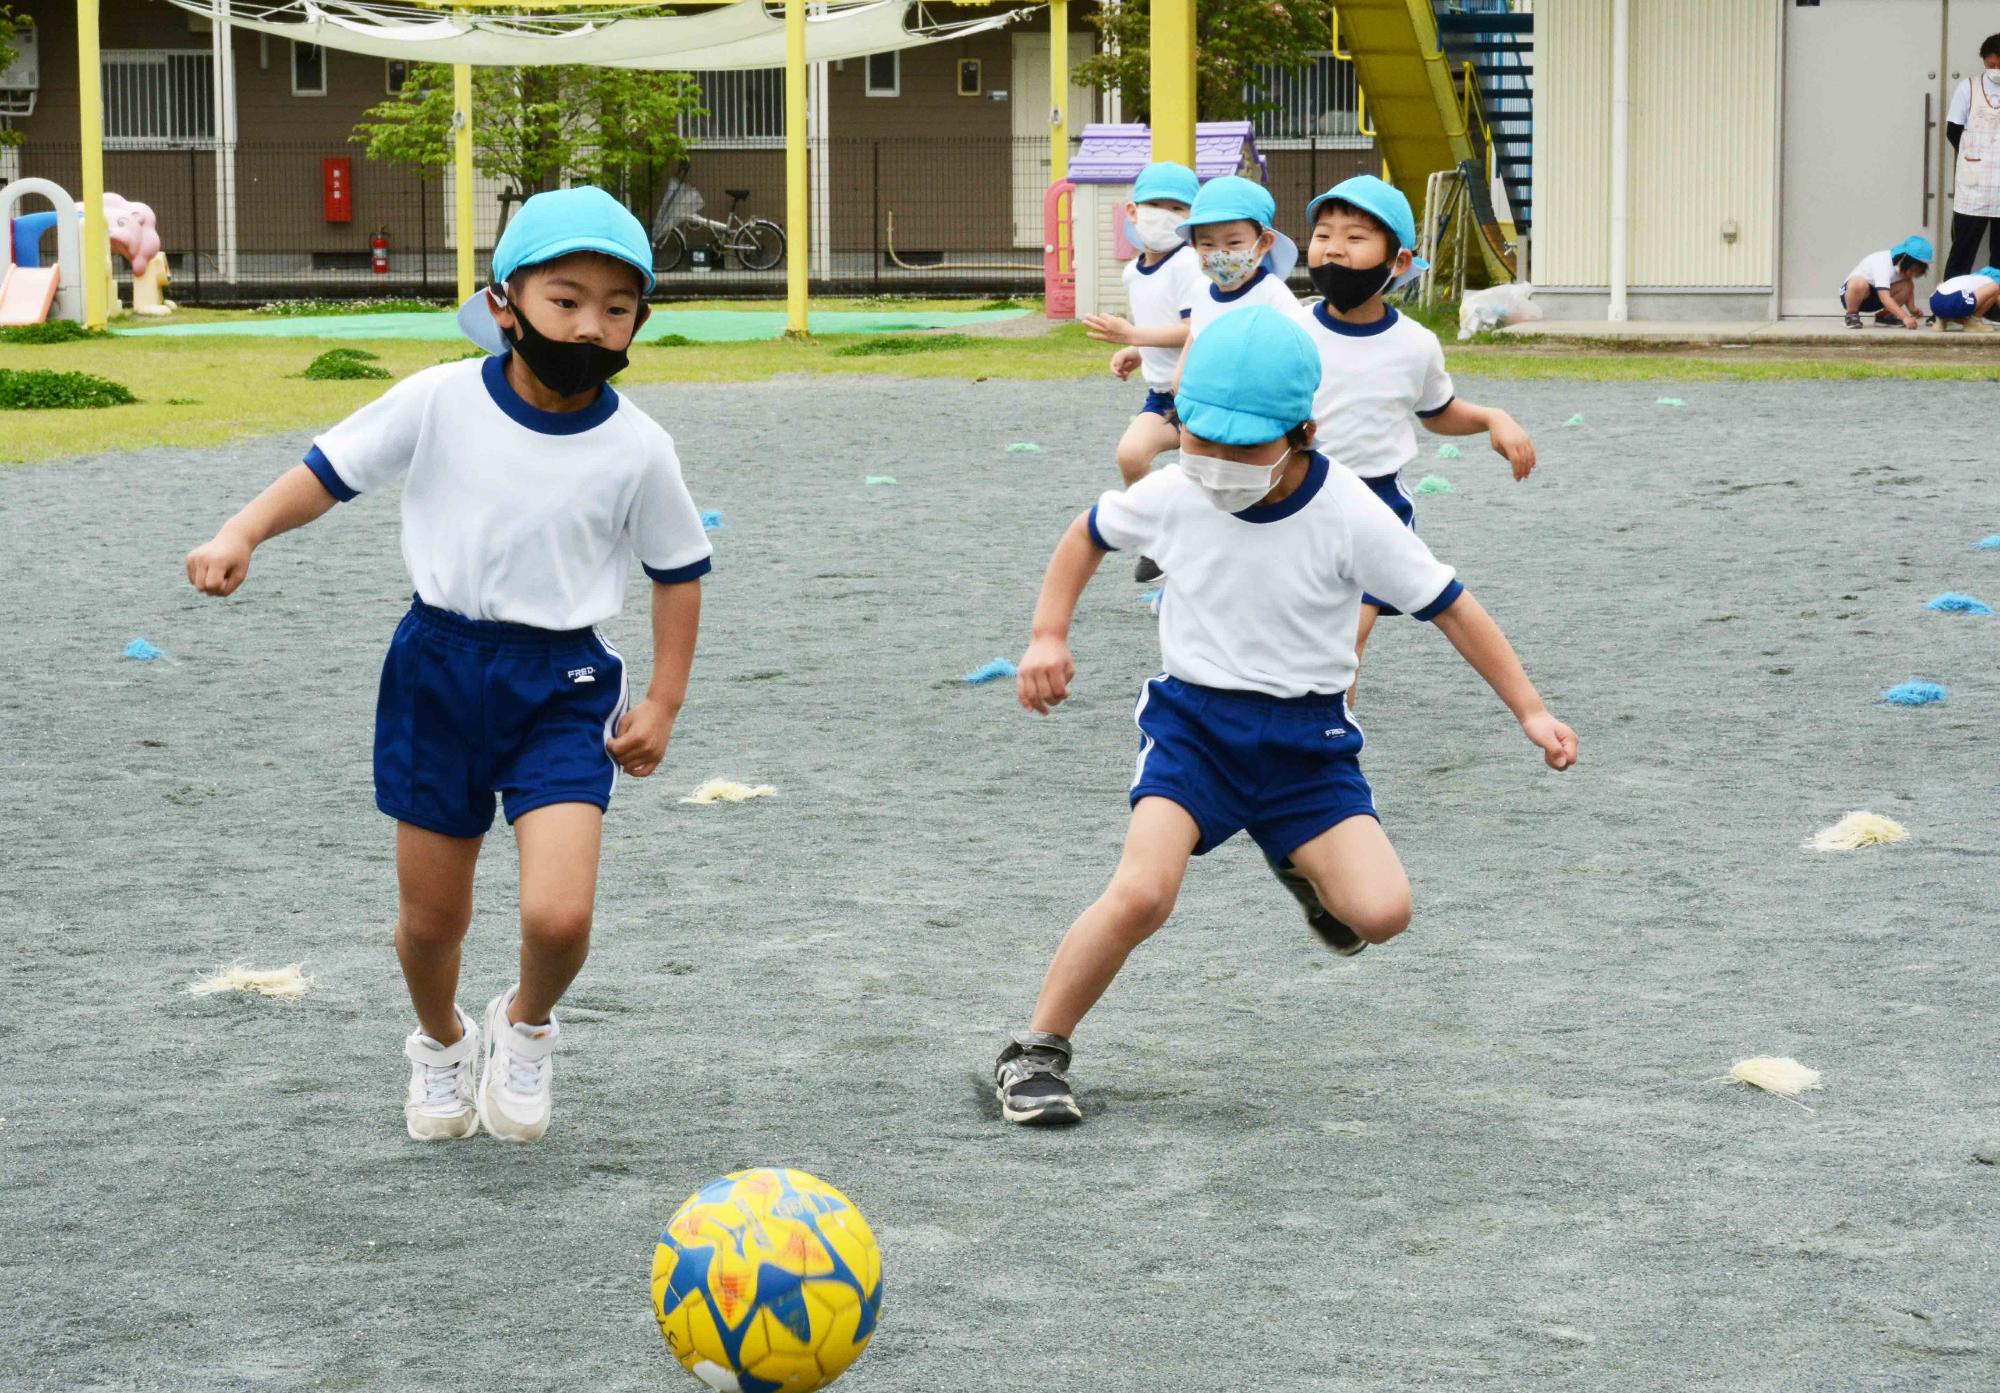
[1285,423,1314,450]
[1315,197,1403,256]
[506,249,645,299]
[1982,32,2000,60]
[1895,253,1928,273]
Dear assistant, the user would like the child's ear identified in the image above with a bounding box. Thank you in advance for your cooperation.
[1392,246,1415,276]
[487,286,517,333]
[1257,226,1277,255]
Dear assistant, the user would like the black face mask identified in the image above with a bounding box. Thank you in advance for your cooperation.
[1309,258,1397,314]
[504,298,647,400]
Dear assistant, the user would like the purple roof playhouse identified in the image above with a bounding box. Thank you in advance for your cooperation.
[1066,121,1268,185]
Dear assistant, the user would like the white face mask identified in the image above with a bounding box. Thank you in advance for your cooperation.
[1180,445,1290,512]
[1199,246,1262,287]
[1133,206,1185,253]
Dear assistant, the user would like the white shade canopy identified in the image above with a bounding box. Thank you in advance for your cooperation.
[153,0,1030,70]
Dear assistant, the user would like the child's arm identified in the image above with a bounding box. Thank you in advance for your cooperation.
[186,464,339,596]
[1431,592,1577,770]
[1083,313,1189,349]
[1419,399,1536,481]
[1018,513,1108,714]
[605,578,700,778]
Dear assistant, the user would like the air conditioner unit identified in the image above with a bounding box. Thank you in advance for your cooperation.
[0,18,39,119]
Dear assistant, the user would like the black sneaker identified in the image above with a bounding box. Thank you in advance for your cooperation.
[1844,312,1863,329]
[1267,857,1367,957]
[1134,555,1165,584]
[1873,310,1901,326]
[994,1031,1082,1124]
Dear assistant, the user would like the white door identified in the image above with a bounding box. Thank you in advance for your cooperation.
[1780,1,1944,316]
[1012,33,1094,248]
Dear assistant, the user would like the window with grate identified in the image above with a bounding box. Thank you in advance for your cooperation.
[680,68,784,146]
[1244,53,1364,146]
[102,50,216,147]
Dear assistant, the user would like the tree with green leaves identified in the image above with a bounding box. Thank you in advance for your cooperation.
[354,63,704,218]
[0,7,31,148]
[1075,0,1335,123]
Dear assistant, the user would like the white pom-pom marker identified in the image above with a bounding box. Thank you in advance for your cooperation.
[679,777,777,805]
[185,963,312,1001]
[1727,1056,1823,1112]
[1806,811,1908,852]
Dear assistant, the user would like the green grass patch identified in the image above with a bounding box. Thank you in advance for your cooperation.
[832,333,980,358]
[0,367,137,409]
[651,333,699,347]
[300,348,390,380]
[0,321,111,345]
[257,297,449,317]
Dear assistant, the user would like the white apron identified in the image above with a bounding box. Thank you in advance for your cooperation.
[1955,75,2000,218]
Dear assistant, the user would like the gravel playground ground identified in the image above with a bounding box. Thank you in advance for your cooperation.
[3,374,1998,1391]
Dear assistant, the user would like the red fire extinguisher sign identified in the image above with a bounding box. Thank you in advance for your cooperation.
[323,156,353,223]
[371,229,389,275]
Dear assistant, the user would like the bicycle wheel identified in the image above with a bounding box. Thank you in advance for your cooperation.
[655,225,688,274]
[733,219,786,272]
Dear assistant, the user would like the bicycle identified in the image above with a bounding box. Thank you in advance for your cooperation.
[651,178,786,273]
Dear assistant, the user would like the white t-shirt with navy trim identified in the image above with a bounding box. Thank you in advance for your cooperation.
[1846,250,1900,291]
[305,355,711,632]
[1936,272,1994,298]
[1185,266,1312,344]
[1088,453,1461,698]
[1305,303,1455,480]
[1122,244,1202,390]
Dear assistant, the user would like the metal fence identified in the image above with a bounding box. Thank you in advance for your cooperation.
[5,135,1377,303]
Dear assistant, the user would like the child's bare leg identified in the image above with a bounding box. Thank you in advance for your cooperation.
[395,821,483,1044]
[1029,797,1200,1036]
[510,802,603,1025]
[1842,276,1873,313]
[1116,413,1181,488]
[1348,601,1383,705]
[1286,814,1412,945]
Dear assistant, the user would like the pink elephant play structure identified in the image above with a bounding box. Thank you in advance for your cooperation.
[0,180,175,325]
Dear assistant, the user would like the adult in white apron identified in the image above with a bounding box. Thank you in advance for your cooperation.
[1945,36,2000,280]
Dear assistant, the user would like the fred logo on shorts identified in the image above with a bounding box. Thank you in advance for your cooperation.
[566,665,597,685]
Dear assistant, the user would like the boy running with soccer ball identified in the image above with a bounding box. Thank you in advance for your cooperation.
[992,306,1576,1125]
[187,188,711,1143]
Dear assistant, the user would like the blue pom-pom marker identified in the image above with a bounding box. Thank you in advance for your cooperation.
[700,510,723,532]
[124,637,163,662]
[1926,592,1994,615]
[962,657,1018,685]
[1975,535,2000,551]
[1881,681,1947,706]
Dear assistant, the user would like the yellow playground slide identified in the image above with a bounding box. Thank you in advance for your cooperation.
[1335,0,1517,281]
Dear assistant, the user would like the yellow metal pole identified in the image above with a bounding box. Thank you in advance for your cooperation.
[453,62,476,300]
[784,0,809,336]
[1149,0,1195,165]
[1049,0,1069,182]
[75,0,110,327]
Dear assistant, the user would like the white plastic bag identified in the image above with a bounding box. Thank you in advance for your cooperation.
[1457,281,1541,340]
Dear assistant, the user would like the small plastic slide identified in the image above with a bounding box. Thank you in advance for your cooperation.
[0,265,60,326]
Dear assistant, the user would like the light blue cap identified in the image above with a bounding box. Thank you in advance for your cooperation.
[457,185,654,352]
[1173,305,1322,447]
[1174,175,1298,279]
[1305,174,1430,288]
[1132,161,1199,207]
[1981,265,2000,285]
[1892,234,1935,264]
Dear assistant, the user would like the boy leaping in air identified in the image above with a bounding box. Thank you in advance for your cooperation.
[187,188,711,1144]
[992,306,1576,1126]
[1080,161,1202,584]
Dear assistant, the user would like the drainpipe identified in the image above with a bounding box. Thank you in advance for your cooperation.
[1608,0,1629,321]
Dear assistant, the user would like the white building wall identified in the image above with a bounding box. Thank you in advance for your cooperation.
[1531,0,1780,315]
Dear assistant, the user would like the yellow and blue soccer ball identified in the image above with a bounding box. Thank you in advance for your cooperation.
[651,1167,883,1393]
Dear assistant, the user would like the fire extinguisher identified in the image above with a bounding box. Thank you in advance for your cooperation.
[371,228,390,275]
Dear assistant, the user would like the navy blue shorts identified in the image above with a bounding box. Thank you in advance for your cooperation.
[1129,674,1376,862]
[1359,471,1417,616]
[1842,286,1886,313]
[374,596,628,839]
[1139,388,1178,421]
[1931,287,1981,320]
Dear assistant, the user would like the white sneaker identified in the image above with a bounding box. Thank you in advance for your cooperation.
[403,1006,480,1141]
[477,988,559,1143]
